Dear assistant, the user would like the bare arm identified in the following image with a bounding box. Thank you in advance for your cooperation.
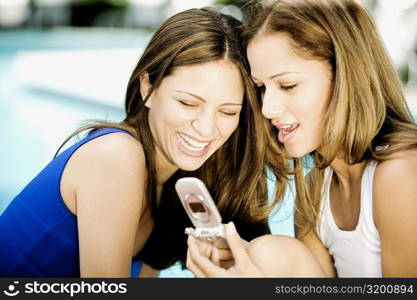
[374,150,417,277]
[69,133,146,277]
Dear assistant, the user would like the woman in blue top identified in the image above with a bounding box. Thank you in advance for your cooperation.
[0,8,290,277]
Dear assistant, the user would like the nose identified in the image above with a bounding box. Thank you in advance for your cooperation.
[191,112,218,138]
[261,88,286,119]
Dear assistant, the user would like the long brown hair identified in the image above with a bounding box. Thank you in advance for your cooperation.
[58,8,291,269]
[244,0,417,234]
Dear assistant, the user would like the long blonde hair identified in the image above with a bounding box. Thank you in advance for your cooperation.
[244,0,417,233]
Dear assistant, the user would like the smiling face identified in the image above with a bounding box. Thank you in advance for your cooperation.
[143,59,244,172]
[247,33,333,158]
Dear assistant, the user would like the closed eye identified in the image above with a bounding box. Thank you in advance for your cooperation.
[220,111,239,116]
[178,100,197,107]
[280,84,297,91]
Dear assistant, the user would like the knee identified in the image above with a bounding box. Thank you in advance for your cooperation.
[247,234,324,277]
[247,234,304,264]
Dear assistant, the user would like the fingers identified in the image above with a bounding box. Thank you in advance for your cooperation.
[224,222,249,266]
[211,247,220,265]
[186,247,206,278]
[195,238,213,259]
[212,247,234,268]
[193,236,231,261]
[217,248,233,261]
[220,259,235,270]
[199,240,232,263]
[187,235,228,277]
[213,236,229,250]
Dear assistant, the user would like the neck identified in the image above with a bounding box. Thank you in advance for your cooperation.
[329,157,367,189]
[154,148,178,186]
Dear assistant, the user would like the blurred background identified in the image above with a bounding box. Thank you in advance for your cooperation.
[0,0,416,277]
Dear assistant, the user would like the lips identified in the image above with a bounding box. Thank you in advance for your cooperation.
[275,123,299,144]
[176,132,211,157]
[280,124,298,134]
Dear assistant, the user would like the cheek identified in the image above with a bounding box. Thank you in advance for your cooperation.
[151,101,190,128]
[218,118,240,140]
[292,87,329,126]
[311,90,331,129]
[313,80,333,116]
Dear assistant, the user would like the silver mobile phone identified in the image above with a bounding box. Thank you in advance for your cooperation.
[175,177,225,242]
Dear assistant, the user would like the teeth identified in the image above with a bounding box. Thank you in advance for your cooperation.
[176,133,209,152]
[279,124,297,134]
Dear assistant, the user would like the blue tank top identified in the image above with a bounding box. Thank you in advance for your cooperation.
[0,128,142,277]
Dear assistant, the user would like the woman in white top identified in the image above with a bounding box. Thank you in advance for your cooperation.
[186,0,417,277]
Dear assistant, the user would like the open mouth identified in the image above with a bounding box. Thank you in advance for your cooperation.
[279,123,299,135]
[176,132,210,152]
[277,123,299,143]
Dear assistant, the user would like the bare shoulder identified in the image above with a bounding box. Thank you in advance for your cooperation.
[374,148,417,193]
[373,148,417,227]
[77,131,144,159]
[73,131,146,172]
[63,131,147,209]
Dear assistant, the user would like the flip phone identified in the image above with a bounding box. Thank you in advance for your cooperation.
[175,177,225,242]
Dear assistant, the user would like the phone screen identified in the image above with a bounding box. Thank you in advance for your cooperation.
[175,177,222,228]
[189,202,206,213]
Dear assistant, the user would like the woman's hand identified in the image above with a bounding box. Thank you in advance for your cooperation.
[186,222,264,277]
[190,233,234,269]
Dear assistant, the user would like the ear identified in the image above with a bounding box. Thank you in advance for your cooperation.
[139,72,153,108]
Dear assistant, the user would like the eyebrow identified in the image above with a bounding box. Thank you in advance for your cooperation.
[174,90,242,106]
[252,71,301,82]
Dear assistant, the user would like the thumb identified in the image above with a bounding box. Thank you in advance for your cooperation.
[225,222,248,265]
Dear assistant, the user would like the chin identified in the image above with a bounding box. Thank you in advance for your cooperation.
[285,146,309,159]
[175,149,216,171]
[177,161,205,172]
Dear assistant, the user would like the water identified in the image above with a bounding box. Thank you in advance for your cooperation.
[0,28,150,212]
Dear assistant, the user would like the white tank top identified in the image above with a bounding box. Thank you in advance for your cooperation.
[316,161,382,277]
